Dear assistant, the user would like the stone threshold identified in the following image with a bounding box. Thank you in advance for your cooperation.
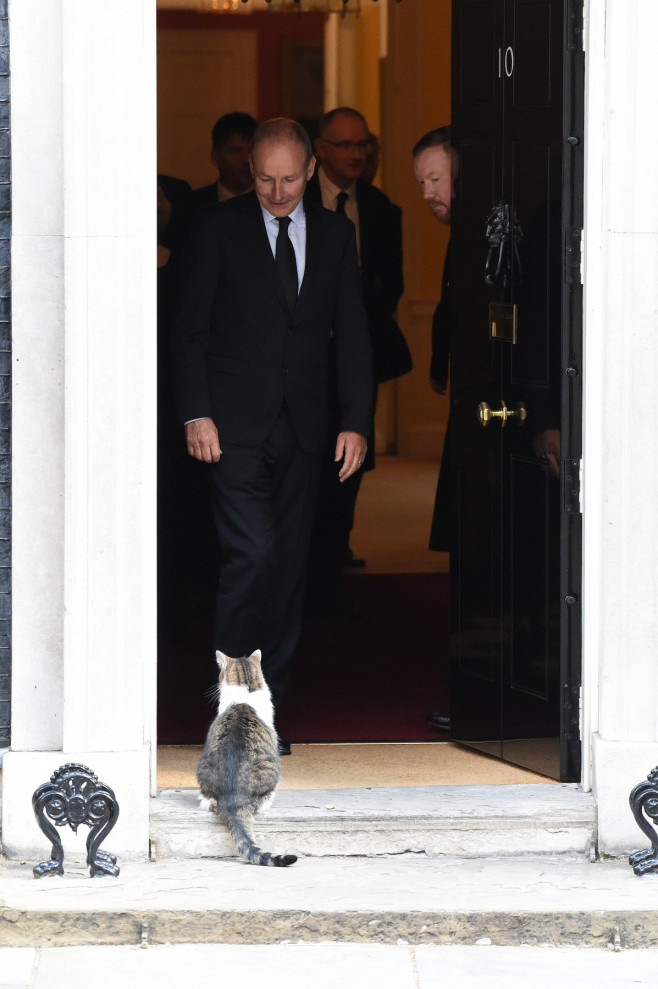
[1,855,655,950]
[150,783,597,860]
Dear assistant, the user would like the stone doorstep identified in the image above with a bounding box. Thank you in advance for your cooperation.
[150,784,598,860]
[2,783,614,950]
[2,855,657,950]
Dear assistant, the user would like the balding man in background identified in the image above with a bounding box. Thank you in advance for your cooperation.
[305,107,406,618]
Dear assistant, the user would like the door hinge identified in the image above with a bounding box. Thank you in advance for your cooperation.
[563,458,582,515]
[564,228,582,286]
[567,0,585,53]
[563,682,581,744]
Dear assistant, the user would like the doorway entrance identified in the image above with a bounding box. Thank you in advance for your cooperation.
[155,0,582,784]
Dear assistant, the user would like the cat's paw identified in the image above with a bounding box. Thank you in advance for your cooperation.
[259,792,276,813]
[198,793,216,813]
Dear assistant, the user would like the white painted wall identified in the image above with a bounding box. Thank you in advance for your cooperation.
[10,0,66,753]
[583,0,658,853]
[5,0,157,860]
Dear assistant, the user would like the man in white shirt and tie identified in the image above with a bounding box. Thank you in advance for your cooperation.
[172,119,373,749]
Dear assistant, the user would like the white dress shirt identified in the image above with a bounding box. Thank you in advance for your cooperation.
[317,167,361,259]
[260,199,307,288]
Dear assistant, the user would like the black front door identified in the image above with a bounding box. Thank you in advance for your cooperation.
[449,0,583,780]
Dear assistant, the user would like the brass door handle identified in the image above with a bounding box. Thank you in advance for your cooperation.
[478,400,527,427]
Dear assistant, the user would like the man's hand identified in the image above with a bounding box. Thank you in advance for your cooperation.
[185,417,222,463]
[335,431,367,482]
[532,428,561,476]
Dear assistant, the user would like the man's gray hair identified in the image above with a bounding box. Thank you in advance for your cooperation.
[252,118,313,166]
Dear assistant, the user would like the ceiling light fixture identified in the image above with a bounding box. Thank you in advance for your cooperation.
[195,0,403,12]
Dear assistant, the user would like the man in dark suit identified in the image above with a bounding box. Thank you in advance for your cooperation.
[304,107,404,616]
[171,119,373,746]
[412,126,457,553]
[191,111,258,207]
[413,126,457,735]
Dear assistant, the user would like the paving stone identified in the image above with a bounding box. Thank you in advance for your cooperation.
[3,943,658,988]
[0,946,35,986]
[414,944,658,988]
[27,943,418,989]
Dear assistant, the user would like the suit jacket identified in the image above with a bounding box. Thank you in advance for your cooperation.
[305,174,404,382]
[190,183,218,207]
[157,174,192,252]
[171,191,373,454]
[431,238,452,391]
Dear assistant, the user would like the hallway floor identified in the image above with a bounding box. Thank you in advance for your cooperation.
[350,455,448,574]
[157,742,552,789]
[158,456,550,789]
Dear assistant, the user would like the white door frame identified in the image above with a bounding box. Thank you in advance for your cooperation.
[5,0,658,860]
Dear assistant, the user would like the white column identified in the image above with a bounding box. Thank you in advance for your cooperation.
[583,0,658,854]
[324,14,340,111]
[4,0,157,861]
[324,12,358,110]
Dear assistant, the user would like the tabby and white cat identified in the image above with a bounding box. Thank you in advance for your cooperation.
[197,649,297,868]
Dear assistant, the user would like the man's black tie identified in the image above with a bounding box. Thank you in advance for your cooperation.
[335,191,349,215]
[275,216,298,311]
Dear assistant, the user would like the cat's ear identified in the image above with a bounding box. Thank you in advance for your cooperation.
[215,650,228,672]
[250,649,262,666]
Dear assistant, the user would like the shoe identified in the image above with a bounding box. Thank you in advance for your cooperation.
[344,547,366,568]
[428,713,451,733]
[278,736,291,756]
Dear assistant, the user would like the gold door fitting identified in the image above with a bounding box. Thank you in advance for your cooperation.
[478,400,527,427]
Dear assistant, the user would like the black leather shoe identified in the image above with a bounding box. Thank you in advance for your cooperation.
[278,737,291,756]
[428,713,451,733]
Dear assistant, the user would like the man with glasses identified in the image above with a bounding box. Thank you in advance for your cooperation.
[305,107,405,618]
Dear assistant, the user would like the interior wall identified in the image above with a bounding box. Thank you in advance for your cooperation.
[157,10,326,189]
[325,3,381,134]
[355,8,381,138]
[158,25,258,188]
[382,0,452,459]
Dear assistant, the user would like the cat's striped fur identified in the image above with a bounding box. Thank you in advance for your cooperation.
[197,650,297,867]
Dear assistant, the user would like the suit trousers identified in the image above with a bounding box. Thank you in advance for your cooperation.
[209,405,322,706]
[306,457,363,615]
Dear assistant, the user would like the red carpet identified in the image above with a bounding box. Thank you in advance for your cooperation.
[276,572,450,742]
[158,572,449,744]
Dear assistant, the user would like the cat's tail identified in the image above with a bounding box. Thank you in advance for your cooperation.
[225,807,297,868]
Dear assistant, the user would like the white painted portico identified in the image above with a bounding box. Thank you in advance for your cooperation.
[3,0,157,859]
[3,0,658,860]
